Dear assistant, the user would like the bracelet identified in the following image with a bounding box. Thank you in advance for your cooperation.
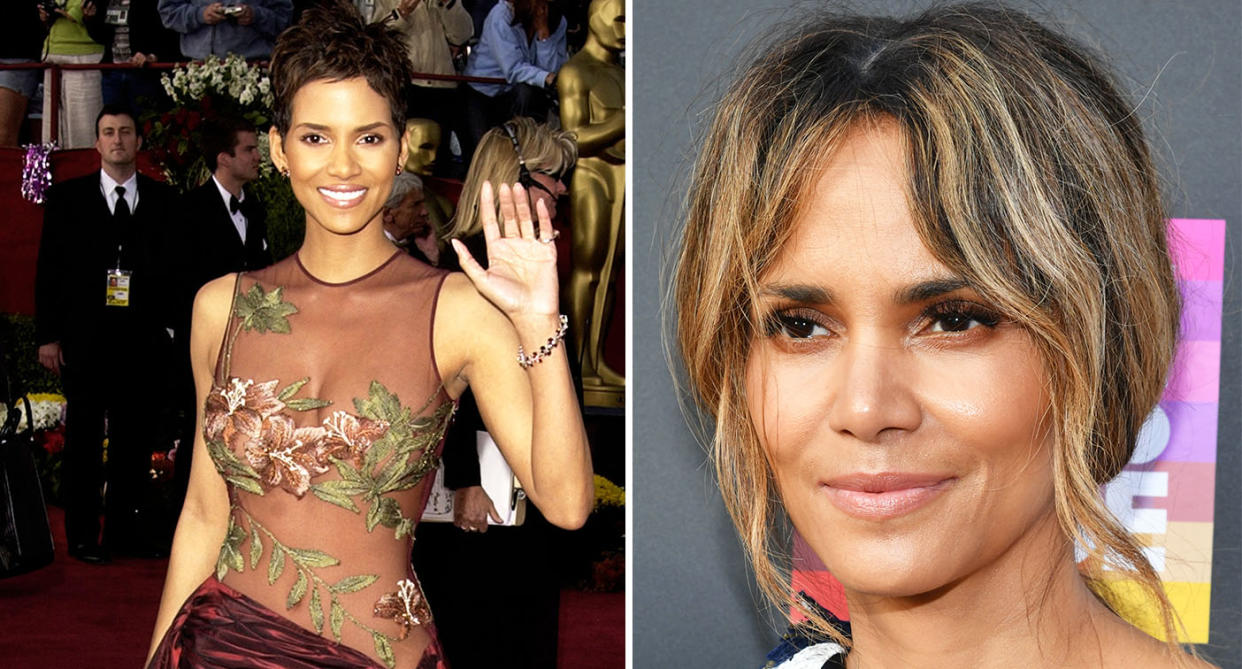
[516,315,569,369]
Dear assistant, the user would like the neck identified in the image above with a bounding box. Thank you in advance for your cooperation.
[102,162,136,184]
[299,213,397,282]
[215,170,244,199]
[842,511,1146,669]
[582,34,616,63]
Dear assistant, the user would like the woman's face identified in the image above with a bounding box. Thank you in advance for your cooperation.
[744,122,1058,600]
[271,77,406,237]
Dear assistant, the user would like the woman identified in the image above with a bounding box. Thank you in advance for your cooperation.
[461,1,568,162]
[146,5,592,668]
[414,115,574,668]
[672,4,1211,668]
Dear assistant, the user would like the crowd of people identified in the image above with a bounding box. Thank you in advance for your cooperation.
[0,1,592,154]
[25,1,606,668]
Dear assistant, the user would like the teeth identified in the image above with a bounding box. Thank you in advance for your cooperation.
[318,187,365,202]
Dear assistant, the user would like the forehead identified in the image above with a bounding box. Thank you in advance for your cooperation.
[98,114,136,132]
[766,121,945,287]
[290,77,394,127]
[236,130,258,145]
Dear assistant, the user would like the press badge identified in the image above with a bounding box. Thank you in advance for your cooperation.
[106,269,132,307]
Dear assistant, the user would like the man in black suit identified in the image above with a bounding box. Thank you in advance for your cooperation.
[169,115,271,513]
[181,115,271,291]
[35,104,176,564]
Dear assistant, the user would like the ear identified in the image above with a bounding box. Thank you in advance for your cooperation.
[397,127,409,174]
[268,125,287,173]
[135,134,143,152]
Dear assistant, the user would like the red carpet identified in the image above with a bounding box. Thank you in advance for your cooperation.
[0,506,624,668]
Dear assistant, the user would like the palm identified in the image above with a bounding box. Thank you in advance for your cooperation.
[453,182,560,316]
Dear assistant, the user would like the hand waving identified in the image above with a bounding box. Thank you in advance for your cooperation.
[451,181,559,318]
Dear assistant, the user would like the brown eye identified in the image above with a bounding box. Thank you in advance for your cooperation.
[773,314,828,339]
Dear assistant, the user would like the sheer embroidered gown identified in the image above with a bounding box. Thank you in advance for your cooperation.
[151,251,456,669]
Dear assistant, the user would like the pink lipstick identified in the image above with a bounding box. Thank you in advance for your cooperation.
[821,473,955,520]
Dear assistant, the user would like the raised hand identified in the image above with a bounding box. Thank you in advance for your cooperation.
[451,181,559,318]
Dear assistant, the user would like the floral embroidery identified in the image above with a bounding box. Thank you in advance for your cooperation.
[244,414,330,497]
[373,578,433,640]
[204,379,285,451]
[322,411,389,464]
[234,283,299,334]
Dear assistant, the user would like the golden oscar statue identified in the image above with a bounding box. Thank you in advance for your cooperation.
[403,118,456,249]
[558,0,625,408]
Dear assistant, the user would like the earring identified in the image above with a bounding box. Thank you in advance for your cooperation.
[280,167,289,178]
[396,165,403,175]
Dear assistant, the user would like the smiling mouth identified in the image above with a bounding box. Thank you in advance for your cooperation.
[821,473,955,520]
[317,186,367,208]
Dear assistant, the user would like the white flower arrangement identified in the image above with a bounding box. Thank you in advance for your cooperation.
[0,393,67,432]
[161,54,275,110]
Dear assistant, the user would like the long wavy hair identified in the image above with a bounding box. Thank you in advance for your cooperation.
[672,1,1188,655]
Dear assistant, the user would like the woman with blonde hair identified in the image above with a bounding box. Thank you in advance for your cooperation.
[672,3,1214,668]
[446,115,576,243]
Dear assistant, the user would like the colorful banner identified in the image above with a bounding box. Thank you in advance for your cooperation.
[789,219,1225,644]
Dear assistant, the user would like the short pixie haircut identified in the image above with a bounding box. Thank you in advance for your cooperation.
[268,0,412,136]
[674,2,1184,650]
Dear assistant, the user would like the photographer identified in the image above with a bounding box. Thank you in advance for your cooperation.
[84,1,179,109]
[156,0,292,60]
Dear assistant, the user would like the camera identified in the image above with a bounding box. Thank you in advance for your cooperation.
[38,0,66,16]
[221,5,245,16]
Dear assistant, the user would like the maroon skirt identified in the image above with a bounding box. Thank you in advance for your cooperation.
[149,576,447,669]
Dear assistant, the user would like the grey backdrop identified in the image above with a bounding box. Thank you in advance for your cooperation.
[633,1,1242,667]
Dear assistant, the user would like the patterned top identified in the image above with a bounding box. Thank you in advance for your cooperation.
[205,251,455,668]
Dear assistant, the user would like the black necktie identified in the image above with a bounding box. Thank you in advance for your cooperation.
[114,186,131,219]
[230,195,242,215]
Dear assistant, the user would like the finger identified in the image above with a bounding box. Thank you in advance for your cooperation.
[512,183,536,240]
[496,183,519,238]
[451,238,487,284]
[479,181,501,246]
[535,198,554,242]
[486,502,503,524]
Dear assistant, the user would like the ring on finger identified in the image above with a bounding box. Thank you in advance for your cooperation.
[540,230,560,244]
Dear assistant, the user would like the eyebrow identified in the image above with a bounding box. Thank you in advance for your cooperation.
[294,122,389,133]
[759,276,971,306]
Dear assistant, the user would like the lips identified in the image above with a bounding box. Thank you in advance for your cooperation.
[821,473,955,520]
[317,186,367,208]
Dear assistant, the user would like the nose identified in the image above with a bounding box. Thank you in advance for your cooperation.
[825,337,921,442]
[326,140,361,179]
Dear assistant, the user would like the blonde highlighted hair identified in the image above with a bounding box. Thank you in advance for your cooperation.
[673,1,1187,654]
[445,117,577,240]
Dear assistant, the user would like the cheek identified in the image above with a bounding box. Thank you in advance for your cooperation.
[744,347,827,482]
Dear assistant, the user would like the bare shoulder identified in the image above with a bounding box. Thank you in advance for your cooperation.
[192,274,238,325]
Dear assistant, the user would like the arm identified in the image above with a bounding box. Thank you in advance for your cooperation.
[34,185,69,371]
[481,10,552,88]
[557,64,624,155]
[437,0,473,46]
[157,0,205,33]
[439,183,593,529]
[146,275,235,663]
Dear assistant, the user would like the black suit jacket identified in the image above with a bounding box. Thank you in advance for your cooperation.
[181,178,271,290]
[35,171,176,367]
[173,179,271,338]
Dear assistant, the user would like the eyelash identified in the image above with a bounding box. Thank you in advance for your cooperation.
[298,133,385,145]
[763,300,1002,341]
